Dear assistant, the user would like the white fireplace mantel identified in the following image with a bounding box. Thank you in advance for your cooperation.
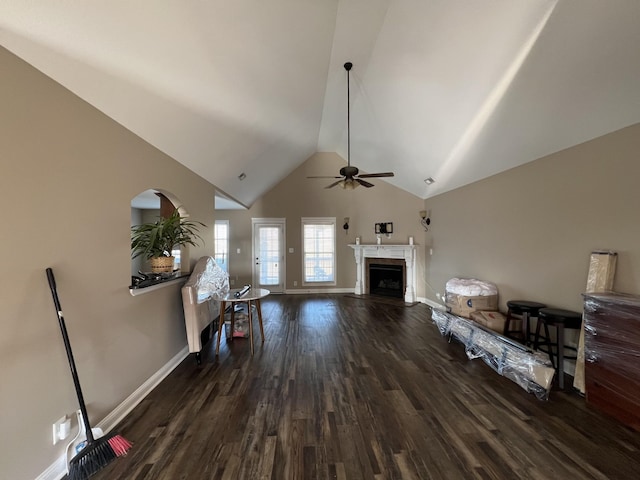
[349,244,417,303]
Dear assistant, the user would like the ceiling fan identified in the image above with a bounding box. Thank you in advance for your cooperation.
[308,61,394,190]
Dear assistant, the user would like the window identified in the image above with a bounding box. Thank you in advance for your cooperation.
[171,247,182,272]
[302,217,336,284]
[214,220,229,272]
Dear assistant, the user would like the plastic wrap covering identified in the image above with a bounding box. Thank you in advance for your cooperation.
[582,292,640,430]
[181,256,229,354]
[185,256,230,300]
[432,309,555,400]
[585,251,617,293]
[445,278,498,296]
[574,251,618,393]
[445,277,498,318]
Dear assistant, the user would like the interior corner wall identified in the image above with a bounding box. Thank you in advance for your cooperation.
[216,152,427,295]
[0,46,216,479]
[423,123,640,313]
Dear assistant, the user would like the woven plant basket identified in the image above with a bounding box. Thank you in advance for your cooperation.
[149,256,175,273]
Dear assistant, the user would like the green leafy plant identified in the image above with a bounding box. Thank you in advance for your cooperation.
[131,209,205,260]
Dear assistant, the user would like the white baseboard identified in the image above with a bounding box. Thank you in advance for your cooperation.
[35,456,68,480]
[37,346,189,480]
[284,287,353,294]
[95,346,189,433]
[420,296,446,311]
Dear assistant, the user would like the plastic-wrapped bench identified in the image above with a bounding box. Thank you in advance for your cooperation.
[431,309,555,400]
[181,256,229,364]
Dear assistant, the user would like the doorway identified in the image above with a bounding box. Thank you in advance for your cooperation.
[252,218,285,293]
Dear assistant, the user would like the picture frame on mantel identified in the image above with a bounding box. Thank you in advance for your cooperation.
[375,222,393,235]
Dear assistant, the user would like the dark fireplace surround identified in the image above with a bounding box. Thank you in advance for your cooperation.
[366,258,405,299]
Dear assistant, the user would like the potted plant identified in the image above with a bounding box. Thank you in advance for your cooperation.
[131,209,205,273]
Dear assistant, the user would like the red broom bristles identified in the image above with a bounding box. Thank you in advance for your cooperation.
[107,435,133,457]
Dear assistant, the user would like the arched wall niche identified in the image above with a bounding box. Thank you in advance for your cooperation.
[130,188,192,277]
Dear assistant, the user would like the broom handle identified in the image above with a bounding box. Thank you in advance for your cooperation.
[46,268,95,444]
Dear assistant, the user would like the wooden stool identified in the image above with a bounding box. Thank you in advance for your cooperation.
[534,307,582,389]
[504,300,547,345]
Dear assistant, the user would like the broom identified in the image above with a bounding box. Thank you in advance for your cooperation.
[46,268,132,479]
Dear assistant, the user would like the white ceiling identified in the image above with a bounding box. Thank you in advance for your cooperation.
[2,1,639,207]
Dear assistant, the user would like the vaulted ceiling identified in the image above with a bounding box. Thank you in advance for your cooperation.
[2,1,639,208]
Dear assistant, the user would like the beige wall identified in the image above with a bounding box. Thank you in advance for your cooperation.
[424,123,640,312]
[4,34,639,478]
[216,152,427,294]
[0,47,216,479]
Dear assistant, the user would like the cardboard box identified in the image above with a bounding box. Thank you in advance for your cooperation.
[586,251,617,292]
[469,310,507,334]
[446,292,498,318]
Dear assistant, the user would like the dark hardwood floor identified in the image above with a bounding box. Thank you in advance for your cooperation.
[89,294,640,479]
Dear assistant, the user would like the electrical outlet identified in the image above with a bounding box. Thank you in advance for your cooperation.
[293,280,298,287]
[52,415,71,445]
[230,279,235,286]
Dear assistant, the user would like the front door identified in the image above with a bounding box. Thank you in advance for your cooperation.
[252,218,285,293]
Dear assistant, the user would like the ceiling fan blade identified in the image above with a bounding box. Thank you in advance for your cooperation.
[356,178,375,188]
[325,180,343,189]
[307,175,342,179]
[357,172,395,178]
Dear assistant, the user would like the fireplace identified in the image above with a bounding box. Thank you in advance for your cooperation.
[367,259,405,298]
[350,244,417,303]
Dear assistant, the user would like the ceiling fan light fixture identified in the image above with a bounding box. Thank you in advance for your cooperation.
[339,178,359,190]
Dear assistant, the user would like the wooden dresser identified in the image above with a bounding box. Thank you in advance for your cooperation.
[583,292,640,431]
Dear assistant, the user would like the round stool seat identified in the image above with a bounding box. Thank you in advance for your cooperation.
[506,300,547,314]
[538,308,582,328]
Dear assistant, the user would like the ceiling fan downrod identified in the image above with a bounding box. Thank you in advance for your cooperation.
[305,60,394,189]
[345,62,352,168]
